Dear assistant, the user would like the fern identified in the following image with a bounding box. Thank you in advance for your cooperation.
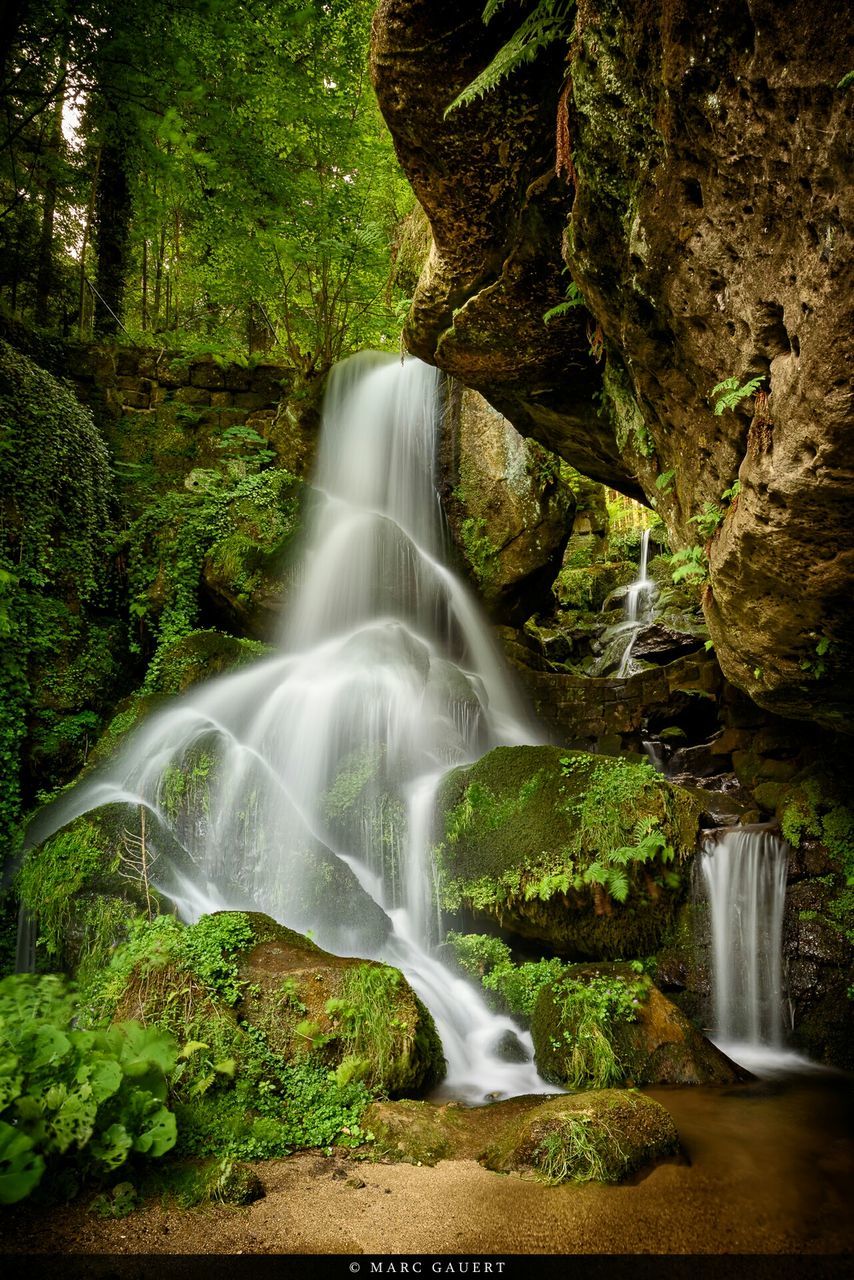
[446,0,576,115]
[710,375,763,415]
[838,70,854,90]
[543,281,584,324]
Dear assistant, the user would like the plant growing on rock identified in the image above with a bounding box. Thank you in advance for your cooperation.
[445,0,577,114]
[710,375,764,415]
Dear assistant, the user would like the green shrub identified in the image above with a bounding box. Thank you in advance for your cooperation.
[0,974,178,1204]
[446,931,565,1018]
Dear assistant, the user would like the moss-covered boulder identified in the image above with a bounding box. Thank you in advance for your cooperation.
[201,469,307,638]
[235,914,445,1096]
[17,802,211,981]
[149,629,273,695]
[481,1091,679,1184]
[434,746,702,958]
[531,963,745,1089]
[364,1099,465,1165]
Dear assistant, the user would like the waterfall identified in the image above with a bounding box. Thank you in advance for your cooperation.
[29,352,552,1103]
[616,527,654,677]
[700,827,789,1067]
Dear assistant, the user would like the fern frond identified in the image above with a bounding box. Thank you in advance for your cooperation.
[446,0,576,115]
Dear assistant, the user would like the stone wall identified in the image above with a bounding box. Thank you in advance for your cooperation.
[63,344,318,481]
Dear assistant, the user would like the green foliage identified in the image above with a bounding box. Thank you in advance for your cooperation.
[0,974,177,1204]
[710,376,763,415]
[445,932,565,1017]
[800,632,834,681]
[534,1114,618,1184]
[655,469,675,494]
[17,820,113,964]
[125,467,301,682]
[543,281,584,325]
[446,1,576,114]
[689,501,725,540]
[836,71,854,90]
[0,341,116,853]
[542,973,643,1089]
[669,544,708,586]
[559,755,677,901]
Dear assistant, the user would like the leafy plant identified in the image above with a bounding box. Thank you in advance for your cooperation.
[535,1114,620,1184]
[801,633,834,680]
[544,973,643,1089]
[655,469,675,494]
[669,544,708,585]
[689,501,724,540]
[710,376,763,415]
[0,975,178,1204]
[544,281,584,325]
[446,1,576,114]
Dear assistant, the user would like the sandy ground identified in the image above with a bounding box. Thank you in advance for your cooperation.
[1,1080,852,1257]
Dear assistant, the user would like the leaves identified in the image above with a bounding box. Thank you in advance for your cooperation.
[446,1,577,114]
[710,375,764,415]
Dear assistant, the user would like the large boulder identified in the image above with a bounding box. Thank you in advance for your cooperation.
[433,745,702,957]
[371,0,854,729]
[235,914,445,1095]
[481,1090,679,1184]
[440,382,574,620]
[531,963,746,1088]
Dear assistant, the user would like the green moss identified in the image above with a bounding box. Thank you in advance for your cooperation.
[459,515,498,587]
[600,357,655,459]
[445,931,565,1019]
[481,1090,678,1184]
[779,768,854,954]
[18,818,119,964]
[0,339,118,851]
[434,747,700,958]
[531,969,646,1089]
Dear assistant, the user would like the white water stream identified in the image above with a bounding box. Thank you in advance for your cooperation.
[699,827,809,1074]
[32,353,553,1102]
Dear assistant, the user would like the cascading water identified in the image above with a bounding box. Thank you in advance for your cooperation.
[700,827,790,1070]
[615,527,655,678]
[28,352,553,1103]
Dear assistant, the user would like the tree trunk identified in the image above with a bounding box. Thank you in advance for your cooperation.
[34,45,67,328]
[93,127,132,335]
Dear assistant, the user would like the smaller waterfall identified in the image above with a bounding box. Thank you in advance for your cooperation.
[616,527,655,677]
[700,827,789,1068]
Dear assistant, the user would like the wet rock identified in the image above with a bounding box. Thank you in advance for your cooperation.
[217,1163,265,1205]
[236,914,445,1095]
[372,0,854,729]
[490,1030,530,1064]
[433,745,702,958]
[364,1100,463,1165]
[440,383,574,621]
[480,1091,679,1184]
[631,624,704,666]
[531,964,747,1088]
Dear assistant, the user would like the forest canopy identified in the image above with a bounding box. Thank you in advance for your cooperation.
[0,0,413,370]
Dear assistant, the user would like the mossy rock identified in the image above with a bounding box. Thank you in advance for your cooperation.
[481,1091,679,1184]
[17,802,205,980]
[433,746,702,958]
[364,1099,465,1165]
[201,471,306,639]
[150,629,273,695]
[531,963,746,1088]
[553,560,636,612]
[236,913,445,1096]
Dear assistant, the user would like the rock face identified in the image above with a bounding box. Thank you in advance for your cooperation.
[433,745,702,957]
[370,0,638,496]
[371,0,854,730]
[439,380,574,619]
